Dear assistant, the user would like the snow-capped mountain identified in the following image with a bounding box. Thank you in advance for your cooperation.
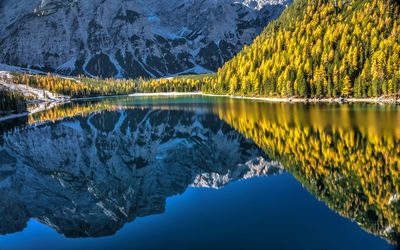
[242,0,291,10]
[0,0,292,78]
[0,109,283,237]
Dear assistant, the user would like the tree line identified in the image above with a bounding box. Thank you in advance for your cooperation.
[9,0,400,100]
[0,90,27,115]
[202,0,400,98]
[11,73,205,98]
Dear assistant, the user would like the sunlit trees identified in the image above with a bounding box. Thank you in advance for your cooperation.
[204,0,400,98]
[341,75,352,96]
[11,73,209,98]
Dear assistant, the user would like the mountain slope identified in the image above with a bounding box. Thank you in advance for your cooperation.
[0,0,292,78]
[204,0,400,98]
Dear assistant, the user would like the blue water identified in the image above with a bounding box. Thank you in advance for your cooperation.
[1,97,398,249]
[0,174,390,250]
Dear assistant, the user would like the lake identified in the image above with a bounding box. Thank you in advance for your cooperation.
[0,95,399,250]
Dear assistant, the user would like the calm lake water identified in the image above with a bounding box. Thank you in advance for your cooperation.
[0,95,399,250]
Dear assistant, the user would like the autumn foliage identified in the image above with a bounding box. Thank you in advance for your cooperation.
[203,0,400,98]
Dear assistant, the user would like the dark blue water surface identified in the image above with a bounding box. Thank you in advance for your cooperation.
[0,96,399,249]
[0,174,391,250]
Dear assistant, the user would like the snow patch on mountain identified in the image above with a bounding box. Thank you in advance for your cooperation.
[0,0,293,78]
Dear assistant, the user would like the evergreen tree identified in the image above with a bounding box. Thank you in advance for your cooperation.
[341,75,352,97]
[202,0,400,99]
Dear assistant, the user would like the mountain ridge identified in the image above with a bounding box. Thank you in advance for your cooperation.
[0,0,292,79]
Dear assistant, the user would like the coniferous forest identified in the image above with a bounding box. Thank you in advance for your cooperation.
[4,0,400,101]
[10,73,204,98]
[1,0,400,248]
[202,0,400,98]
[0,90,27,116]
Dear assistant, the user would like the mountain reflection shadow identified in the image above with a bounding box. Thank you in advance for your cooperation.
[0,108,282,238]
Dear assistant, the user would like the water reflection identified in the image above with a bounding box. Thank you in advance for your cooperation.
[0,95,399,244]
[210,99,400,244]
[0,108,281,237]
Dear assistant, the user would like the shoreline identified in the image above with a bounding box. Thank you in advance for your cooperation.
[0,73,71,122]
[0,100,70,122]
[1,91,399,123]
[0,112,31,122]
[129,92,203,97]
[74,91,400,104]
[71,92,203,101]
[201,93,400,104]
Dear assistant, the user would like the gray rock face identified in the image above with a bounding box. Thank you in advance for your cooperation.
[0,0,292,78]
[0,109,283,237]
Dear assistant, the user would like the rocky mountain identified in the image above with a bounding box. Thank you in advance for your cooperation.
[0,0,292,78]
[0,108,283,237]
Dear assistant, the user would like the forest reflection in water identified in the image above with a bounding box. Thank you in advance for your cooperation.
[210,99,400,244]
[1,95,399,245]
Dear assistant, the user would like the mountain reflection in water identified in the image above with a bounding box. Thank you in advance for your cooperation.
[0,95,399,246]
[0,108,282,237]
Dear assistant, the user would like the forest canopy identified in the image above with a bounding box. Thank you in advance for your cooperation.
[202,0,400,98]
